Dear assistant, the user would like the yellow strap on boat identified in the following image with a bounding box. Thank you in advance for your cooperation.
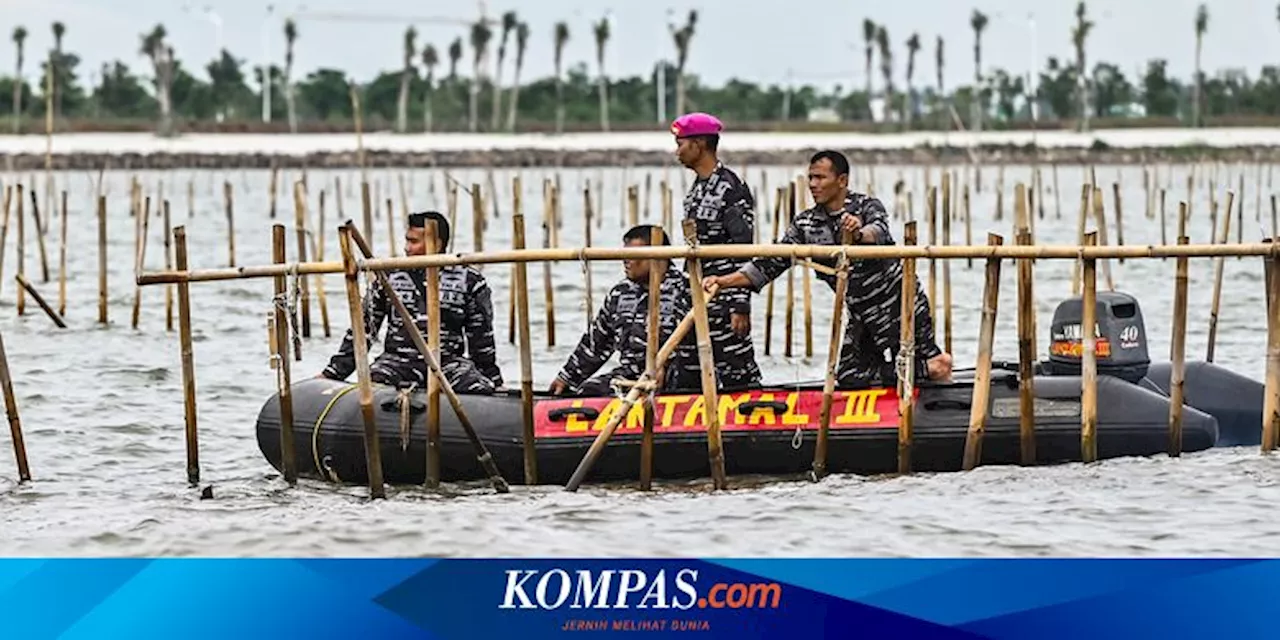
[312,384,360,482]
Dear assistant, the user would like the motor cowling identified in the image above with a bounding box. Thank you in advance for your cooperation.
[1042,291,1151,383]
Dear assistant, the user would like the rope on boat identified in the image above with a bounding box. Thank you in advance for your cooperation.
[312,383,359,482]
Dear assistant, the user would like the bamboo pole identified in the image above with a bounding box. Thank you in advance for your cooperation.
[813,231,852,482]
[346,224,509,492]
[360,181,373,255]
[764,187,783,356]
[385,197,397,258]
[941,175,953,355]
[802,234,814,357]
[1238,172,1245,248]
[627,185,639,227]
[97,195,107,324]
[57,190,67,317]
[292,181,313,340]
[927,186,938,334]
[0,187,10,298]
[1168,230,1189,457]
[163,200,173,332]
[897,221,918,475]
[314,190,331,338]
[963,184,973,269]
[223,181,236,268]
[0,329,30,482]
[337,225,386,499]
[1206,191,1235,363]
[583,187,596,328]
[424,219,443,488]
[187,177,195,218]
[269,164,279,218]
[640,226,662,490]
[1053,163,1062,220]
[174,226,199,485]
[1160,188,1168,250]
[1092,186,1115,291]
[512,212,538,485]
[1071,184,1090,295]
[15,184,24,315]
[785,184,795,357]
[1015,184,1037,466]
[1081,231,1099,464]
[963,233,1003,470]
[131,197,151,330]
[471,182,484,253]
[271,225,299,486]
[16,275,66,328]
[1263,240,1280,453]
[506,181,517,345]
[542,183,557,348]
[1112,182,1125,263]
[139,240,1280,287]
[682,218,727,490]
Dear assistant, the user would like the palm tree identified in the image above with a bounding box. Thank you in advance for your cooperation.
[397,26,417,133]
[593,17,610,132]
[876,27,893,125]
[51,22,65,123]
[905,33,921,129]
[422,44,438,132]
[863,19,876,120]
[553,22,569,134]
[468,20,492,132]
[492,11,517,131]
[505,22,529,132]
[1193,4,1208,128]
[12,27,26,133]
[935,35,946,126]
[970,10,988,132]
[283,19,298,133]
[447,37,462,128]
[671,10,697,116]
[141,25,174,136]
[1073,2,1093,131]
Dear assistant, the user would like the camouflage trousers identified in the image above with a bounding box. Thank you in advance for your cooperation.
[370,356,497,394]
[836,275,943,388]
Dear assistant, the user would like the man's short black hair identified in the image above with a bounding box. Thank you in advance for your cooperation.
[700,134,720,152]
[810,149,851,177]
[409,211,451,249]
[623,224,671,246]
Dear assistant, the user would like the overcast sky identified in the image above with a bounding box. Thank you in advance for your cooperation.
[4,0,1278,91]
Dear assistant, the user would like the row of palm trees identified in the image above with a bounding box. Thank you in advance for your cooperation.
[1,2,1251,135]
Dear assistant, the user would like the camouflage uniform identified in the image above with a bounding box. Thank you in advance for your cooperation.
[555,266,699,396]
[323,266,502,393]
[682,162,762,390]
[740,191,943,387]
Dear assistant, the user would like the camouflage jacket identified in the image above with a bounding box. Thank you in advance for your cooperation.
[740,190,899,294]
[682,163,755,315]
[555,266,698,391]
[323,266,502,387]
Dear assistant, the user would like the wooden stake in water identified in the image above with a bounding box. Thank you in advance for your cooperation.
[271,224,299,486]
[471,182,484,253]
[897,221,919,475]
[926,186,938,333]
[963,233,1004,471]
[1263,240,1280,454]
[173,226,200,484]
[337,225,386,499]
[764,187,783,356]
[163,200,173,332]
[1160,188,1168,249]
[269,163,279,218]
[424,219,443,489]
[384,197,397,258]
[941,175,953,355]
[1091,186,1115,291]
[131,197,151,330]
[0,187,11,298]
[313,190,332,338]
[223,181,236,267]
[682,218,727,490]
[1112,182,1126,263]
[0,329,30,482]
[97,195,107,324]
[1015,184,1037,466]
[583,187,596,327]
[1167,230,1189,457]
[57,190,67,317]
[15,185,24,315]
[293,181,313,340]
[16,275,66,328]
[1071,184,1090,295]
[785,184,796,357]
[813,231,852,482]
[512,213,538,485]
[1206,190,1235,363]
[542,184,557,348]
[1081,231,1099,464]
[640,226,663,491]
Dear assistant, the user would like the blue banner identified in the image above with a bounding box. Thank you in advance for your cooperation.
[1,558,1277,639]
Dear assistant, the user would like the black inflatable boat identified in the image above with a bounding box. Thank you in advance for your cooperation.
[254,292,1266,486]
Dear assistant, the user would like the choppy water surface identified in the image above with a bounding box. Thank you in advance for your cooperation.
[2,162,1280,557]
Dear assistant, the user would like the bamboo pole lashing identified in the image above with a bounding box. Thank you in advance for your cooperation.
[962,233,1003,471]
[0,329,30,482]
[1168,231,1189,457]
[271,225,299,486]
[1081,231,1100,464]
[897,221,918,475]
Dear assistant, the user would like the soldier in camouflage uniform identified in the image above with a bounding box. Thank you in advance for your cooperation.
[671,112,762,391]
[550,225,699,396]
[320,212,503,394]
[703,150,953,387]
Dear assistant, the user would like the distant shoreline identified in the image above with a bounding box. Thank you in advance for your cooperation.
[2,129,1279,170]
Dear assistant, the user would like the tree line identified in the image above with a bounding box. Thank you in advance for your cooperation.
[6,2,1280,136]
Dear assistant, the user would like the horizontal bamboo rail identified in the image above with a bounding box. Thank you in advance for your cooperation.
[136,241,1280,286]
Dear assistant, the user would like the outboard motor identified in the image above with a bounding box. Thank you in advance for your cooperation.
[1042,291,1150,383]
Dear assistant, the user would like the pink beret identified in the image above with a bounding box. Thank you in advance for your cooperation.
[670,112,723,138]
